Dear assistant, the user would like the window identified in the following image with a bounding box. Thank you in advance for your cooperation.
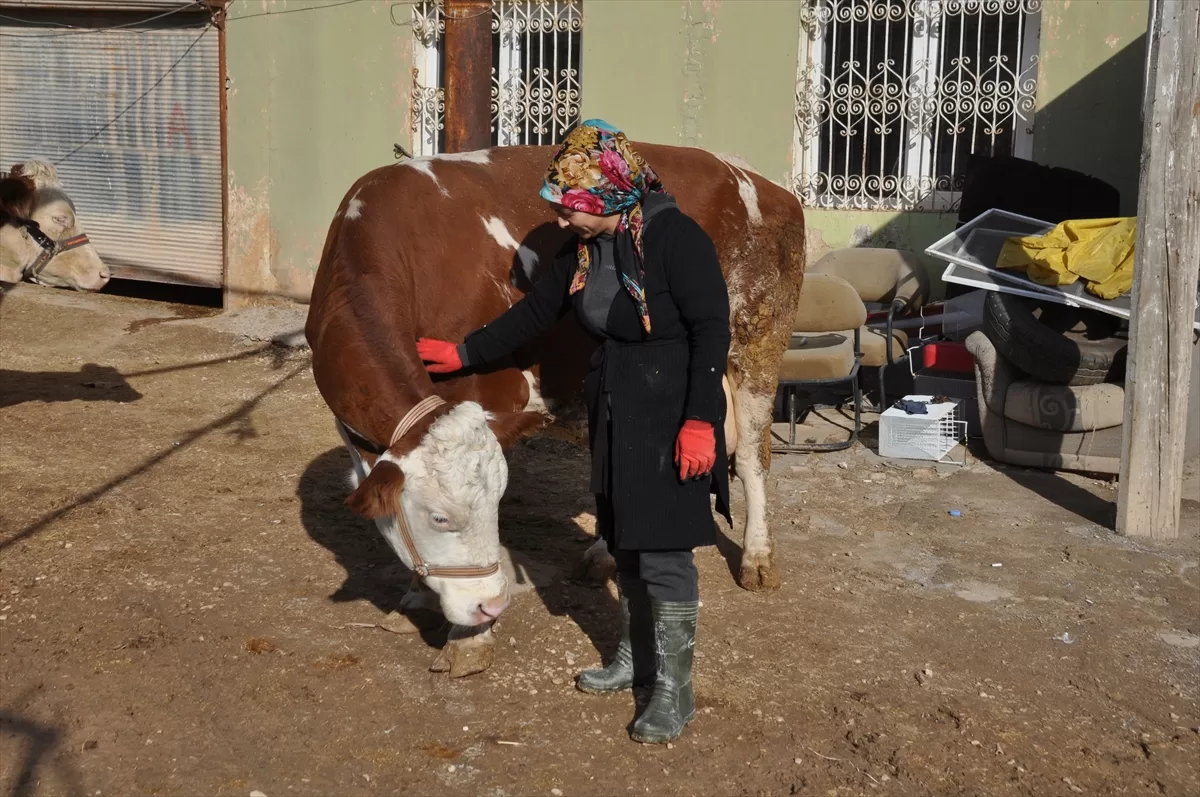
[793,0,1042,211]
[412,0,583,156]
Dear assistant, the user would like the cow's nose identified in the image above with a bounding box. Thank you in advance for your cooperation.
[478,595,510,620]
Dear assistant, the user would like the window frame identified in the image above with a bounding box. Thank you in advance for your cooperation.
[793,0,1043,212]
[411,0,583,156]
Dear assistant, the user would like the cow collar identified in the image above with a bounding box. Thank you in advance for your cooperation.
[15,218,91,282]
[340,420,387,456]
[338,395,447,456]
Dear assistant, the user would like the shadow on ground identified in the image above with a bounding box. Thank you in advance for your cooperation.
[0,690,84,797]
[0,364,142,409]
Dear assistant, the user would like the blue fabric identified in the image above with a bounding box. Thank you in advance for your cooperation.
[894,399,929,415]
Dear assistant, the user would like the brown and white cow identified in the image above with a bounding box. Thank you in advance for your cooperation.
[306,144,804,675]
[0,160,110,291]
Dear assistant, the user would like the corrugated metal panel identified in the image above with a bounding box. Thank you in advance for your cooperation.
[1,2,202,11]
[0,13,223,286]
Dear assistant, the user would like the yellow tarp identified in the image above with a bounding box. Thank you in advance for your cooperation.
[996,217,1137,300]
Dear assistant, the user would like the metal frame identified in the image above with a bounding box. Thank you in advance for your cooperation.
[411,0,582,156]
[793,0,1043,212]
[213,0,229,306]
[877,297,913,410]
[773,327,864,454]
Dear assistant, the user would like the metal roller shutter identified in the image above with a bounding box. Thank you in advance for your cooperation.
[0,7,223,286]
[2,1,201,10]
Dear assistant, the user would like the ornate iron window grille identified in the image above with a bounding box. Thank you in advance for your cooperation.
[412,0,583,156]
[793,0,1042,211]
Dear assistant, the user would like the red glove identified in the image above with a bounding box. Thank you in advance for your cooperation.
[416,338,463,374]
[675,420,716,480]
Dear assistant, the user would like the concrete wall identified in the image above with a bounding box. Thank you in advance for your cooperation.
[1033,0,1149,216]
[218,0,1150,306]
[799,0,1150,296]
[580,0,802,189]
[578,0,949,292]
[224,0,414,306]
[802,209,958,276]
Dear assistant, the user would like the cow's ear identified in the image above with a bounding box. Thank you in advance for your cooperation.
[346,459,405,519]
[0,175,33,202]
[488,411,548,450]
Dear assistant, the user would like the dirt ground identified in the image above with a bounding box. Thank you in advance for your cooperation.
[2,284,1198,797]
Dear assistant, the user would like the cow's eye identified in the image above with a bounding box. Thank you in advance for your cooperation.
[430,512,451,528]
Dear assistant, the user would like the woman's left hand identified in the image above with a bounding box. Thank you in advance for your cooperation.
[675,420,716,480]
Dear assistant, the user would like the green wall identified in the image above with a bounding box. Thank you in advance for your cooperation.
[219,0,1151,306]
[224,0,415,305]
[580,0,802,189]
[1033,0,1149,216]
[797,0,1151,297]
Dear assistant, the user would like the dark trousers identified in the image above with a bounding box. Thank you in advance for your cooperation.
[598,494,699,602]
[612,549,699,602]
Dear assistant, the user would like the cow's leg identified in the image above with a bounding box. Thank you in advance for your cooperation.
[393,576,494,676]
[390,579,493,676]
[387,574,445,634]
[725,221,804,592]
[732,384,781,591]
[430,622,496,677]
[575,537,616,583]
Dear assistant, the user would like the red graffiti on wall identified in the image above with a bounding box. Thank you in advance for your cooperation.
[167,104,193,152]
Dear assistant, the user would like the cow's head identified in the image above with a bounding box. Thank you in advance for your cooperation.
[346,402,546,627]
[0,160,110,290]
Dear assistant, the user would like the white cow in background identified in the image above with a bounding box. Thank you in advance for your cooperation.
[0,160,110,291]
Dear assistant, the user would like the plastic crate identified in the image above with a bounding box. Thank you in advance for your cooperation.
[912,369,981,439]
[879,395,966,462]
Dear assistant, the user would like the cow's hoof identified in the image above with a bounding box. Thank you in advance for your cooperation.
[737,553,781,592]
[430,637,495,677]
[431,625,497,677]
[429,649,451,672]
[573,540,616,584]
[380,611,422,635]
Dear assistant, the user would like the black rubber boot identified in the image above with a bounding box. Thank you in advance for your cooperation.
[576,579,654,694]
[629,600,698,744]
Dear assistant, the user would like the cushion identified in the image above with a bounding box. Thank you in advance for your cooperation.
[1003,380,1125,432]
[810,247,929,308]
[793,274,867,333]
[779,331,856,381]
[858,326,909,368]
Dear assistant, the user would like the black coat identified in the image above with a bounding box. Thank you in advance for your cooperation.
[464,207,732,550]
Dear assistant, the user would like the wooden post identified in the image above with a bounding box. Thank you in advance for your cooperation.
[1116,0,1200,539]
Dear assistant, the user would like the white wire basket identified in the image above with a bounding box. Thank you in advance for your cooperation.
[879,395,967,463]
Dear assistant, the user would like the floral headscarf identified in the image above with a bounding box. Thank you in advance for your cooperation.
[540,119,664,333]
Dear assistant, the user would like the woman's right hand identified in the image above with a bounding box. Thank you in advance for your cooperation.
[416,338,464,373]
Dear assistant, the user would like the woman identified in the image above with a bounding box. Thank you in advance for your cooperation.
[417,120,730,744]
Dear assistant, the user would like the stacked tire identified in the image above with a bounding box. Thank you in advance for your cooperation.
[981,291,1127,386]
